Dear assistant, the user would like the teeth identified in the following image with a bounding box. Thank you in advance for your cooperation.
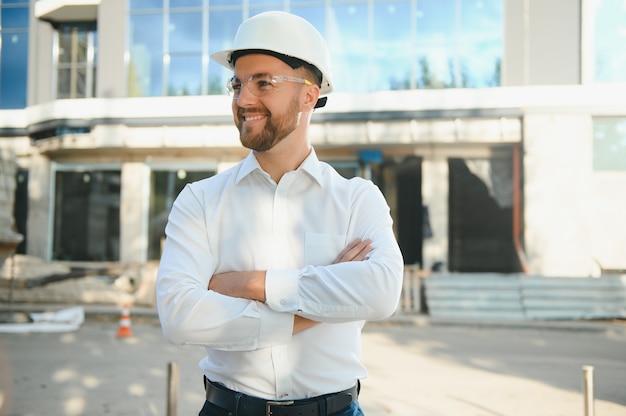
[244,115,265,121]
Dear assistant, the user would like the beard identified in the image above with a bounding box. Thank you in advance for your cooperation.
[236,95,301,152]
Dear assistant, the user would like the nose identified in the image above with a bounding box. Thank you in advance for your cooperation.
[234,82,257,105]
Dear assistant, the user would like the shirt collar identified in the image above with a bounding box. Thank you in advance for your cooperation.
[235,148,324,186]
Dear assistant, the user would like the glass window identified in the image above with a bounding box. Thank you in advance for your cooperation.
[128,13,164,96]
[0,1,29,109]
[148,169,215,260]
[593,118,626,171]
[171,0,203,8]
[170,12,203,53]
[53,170,121,261]
[127,0,503,97]
[414,0,455,88]
[248,0,283,6]
[169,55,203,95]
[1,32,28,108]
[593,0,626,83]
[210,0,242,6]
[208,9,241,94]
[1,5,28,28]
[56,23,97,99]
[327,3,369,93]
[459,0,502,87]
[129,0,162,10]
[168,11,203,95]
[372,2,413,90]
[414,0,502,89]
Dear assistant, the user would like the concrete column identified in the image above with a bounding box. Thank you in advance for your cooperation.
[421,157,449,271]
[524,114,593,276]
[97,0,127,98]
[120,162,150,263]
[0,147,24,267]
[26,152,52,259]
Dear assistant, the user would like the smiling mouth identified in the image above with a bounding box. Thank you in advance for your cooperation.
[243,114,267,121]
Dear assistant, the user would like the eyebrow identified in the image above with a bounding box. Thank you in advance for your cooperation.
[232,72,273,81]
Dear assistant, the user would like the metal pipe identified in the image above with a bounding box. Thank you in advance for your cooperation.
[582,365,595,416]
[167,361,180,416]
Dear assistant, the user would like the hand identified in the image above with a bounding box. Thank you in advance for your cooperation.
[293,315,318,334]
[333,238,372,264]
[209,238,373,334]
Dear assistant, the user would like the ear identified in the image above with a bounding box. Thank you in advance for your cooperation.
[301,84,320,112]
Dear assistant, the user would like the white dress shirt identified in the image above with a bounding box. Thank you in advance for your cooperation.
[156,148,404,401]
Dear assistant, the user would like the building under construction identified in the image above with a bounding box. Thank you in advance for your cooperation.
[1,0,625,285]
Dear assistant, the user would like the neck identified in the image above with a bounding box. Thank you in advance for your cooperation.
[255,138,311,183]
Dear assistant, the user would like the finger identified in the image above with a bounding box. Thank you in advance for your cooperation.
[332,238,362,264]
[347,239,373,261]
[335,239,372,263]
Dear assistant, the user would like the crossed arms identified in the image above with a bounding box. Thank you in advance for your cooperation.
[208,238,372,334]
[157,179,404,348]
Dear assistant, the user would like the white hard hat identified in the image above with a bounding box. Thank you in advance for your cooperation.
[211,11,333,104]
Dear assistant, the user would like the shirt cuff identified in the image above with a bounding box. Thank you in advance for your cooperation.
[265,269,300,312]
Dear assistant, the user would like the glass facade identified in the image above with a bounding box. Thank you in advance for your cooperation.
[593,118,626,171]
[127,0,503,97]
[593,0,626,83]
[0,0,29,109]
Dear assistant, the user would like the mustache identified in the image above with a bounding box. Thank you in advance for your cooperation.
[237,107,270,117]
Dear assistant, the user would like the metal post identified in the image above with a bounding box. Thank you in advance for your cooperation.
[582,365,595,416]
[167,361,180,416]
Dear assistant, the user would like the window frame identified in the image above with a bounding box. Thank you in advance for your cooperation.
[52,22,97,99]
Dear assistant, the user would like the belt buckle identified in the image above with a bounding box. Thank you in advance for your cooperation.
[266,400,294,416]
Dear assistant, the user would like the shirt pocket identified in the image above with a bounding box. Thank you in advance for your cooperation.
[304,232,347,266]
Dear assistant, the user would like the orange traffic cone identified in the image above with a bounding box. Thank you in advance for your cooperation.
[116,304,133,338]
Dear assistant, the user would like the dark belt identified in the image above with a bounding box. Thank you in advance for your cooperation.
[204,377,359,416]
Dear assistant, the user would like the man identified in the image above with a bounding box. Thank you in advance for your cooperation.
[156,11,404,416]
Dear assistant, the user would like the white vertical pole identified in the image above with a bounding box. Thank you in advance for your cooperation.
[582,365,595,416]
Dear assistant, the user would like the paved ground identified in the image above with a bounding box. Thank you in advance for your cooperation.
[1,312,625,416]
[2,256,626,415]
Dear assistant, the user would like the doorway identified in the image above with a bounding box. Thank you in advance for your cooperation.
[448,156,520,272]
[395,157,423,266]
[53,170,120,261]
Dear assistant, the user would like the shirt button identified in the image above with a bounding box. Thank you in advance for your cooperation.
[280,299,287,306]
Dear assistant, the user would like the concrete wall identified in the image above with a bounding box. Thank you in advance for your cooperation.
[97,0,127,98]
[503,0,581,86]
[28,7,55,106]
[591,172,626,272]
[119,162,150,264]
[25,153,52,259]
[524,114,594,276]
[0,147,24,267]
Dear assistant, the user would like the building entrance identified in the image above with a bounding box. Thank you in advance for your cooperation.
[395,157,423,267]
[53,170,120,261]
[448,154,521,273]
